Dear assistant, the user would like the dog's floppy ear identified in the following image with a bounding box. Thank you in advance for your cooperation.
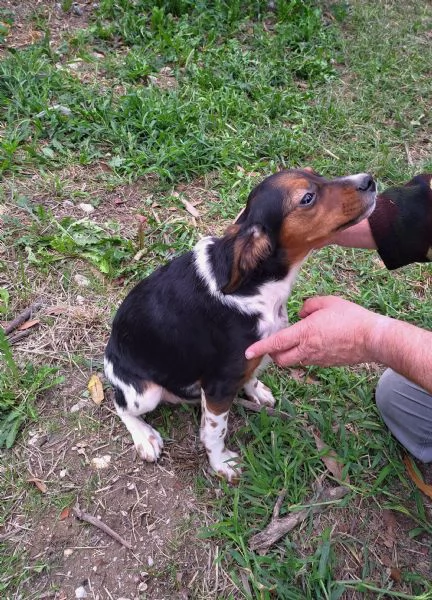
[222,224,273,294]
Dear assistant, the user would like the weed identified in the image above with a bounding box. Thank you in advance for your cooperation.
[0,329,63,448]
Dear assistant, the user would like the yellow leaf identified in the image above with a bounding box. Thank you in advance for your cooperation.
[404,455,432,500]
[28,478,47,493]
[88,374,104,405]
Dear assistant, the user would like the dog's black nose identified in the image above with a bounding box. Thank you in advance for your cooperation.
[357,175,376,192]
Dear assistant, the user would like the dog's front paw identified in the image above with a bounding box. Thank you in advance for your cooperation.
[133,425,163,462]
[243,378,275,407]
[209,449,241,483]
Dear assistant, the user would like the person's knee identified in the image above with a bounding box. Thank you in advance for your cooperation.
[375,369,432,463]
[375,368,399,418]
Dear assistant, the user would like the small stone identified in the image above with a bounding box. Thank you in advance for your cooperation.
[74,274,90,287]
[78,202,95,214]
[91,455,111,469]
[76,295,85,305]
[72,2,84,16]
[59,469,67,478]
[75,586,87,599]
[147,556,154,567]
[64,548,74,557]
[63,200,75,208]
[70,399,87,413]
[137,582,148,592]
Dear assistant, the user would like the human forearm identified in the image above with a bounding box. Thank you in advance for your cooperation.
[326,219,377,249]
[368,317,432,395]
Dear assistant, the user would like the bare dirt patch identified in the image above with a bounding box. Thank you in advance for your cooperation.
[1,371,234,600]
[1,0,92,56]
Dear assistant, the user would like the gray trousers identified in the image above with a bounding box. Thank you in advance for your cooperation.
[376,369,432,463]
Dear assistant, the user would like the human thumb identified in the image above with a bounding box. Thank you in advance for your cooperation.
[298,295,336,318]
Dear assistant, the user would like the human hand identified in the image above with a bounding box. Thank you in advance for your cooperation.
[245,296,387,368]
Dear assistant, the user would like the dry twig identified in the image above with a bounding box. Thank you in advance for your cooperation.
[72,504,132,550]
[249,485,349,553]
[8,328,40,345]
[3,298,44,335]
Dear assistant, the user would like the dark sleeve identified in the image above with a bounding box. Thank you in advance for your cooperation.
[368,173,432,270]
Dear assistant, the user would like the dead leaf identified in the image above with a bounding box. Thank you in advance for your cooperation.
[390,567,402,583]
[175,194,200,218]
[404,455,432,499]
[87,374,104,405]
[381,509,397,548]
[44,306,68,316]
[289,368,305,382]
[313,430,349,483]
[59,506,71,521]
[17,319,40,331]
[28,478,47,493]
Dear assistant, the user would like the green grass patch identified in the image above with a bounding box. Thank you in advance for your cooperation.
[0,328,62,448]
[1,0,432,597]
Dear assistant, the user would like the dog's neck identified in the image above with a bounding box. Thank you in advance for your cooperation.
[194,236,303,311]
[209,234,292,296]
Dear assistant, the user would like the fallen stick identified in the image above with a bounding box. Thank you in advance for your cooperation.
[8,327,40,346]
[72,504,132,550]
[249,485,349,553]
[3,299,44,335]
[234,398,291,420]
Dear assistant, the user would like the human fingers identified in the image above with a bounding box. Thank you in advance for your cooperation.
[245,323,302,360]
[270,345,304,368]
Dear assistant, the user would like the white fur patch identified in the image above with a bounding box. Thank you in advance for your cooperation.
[115,407,163,462]
[104,357,164,461]
[200,391,239,482]
[243,377,276,407]
[194,237,302,342]
[104,357,162,415]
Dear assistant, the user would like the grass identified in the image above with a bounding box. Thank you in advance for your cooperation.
[1,0,432,598]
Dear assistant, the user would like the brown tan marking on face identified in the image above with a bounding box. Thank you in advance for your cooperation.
[277,172,375,261]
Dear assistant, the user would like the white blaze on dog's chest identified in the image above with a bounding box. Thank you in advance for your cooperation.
[253,265,301,339]
[194,237,303,338]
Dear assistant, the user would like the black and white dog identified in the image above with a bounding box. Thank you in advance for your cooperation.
[104,168,376,481]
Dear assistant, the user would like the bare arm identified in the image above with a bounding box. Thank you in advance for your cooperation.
[323,219,377,249]
[246,296,432,395]
[368,317,432,393]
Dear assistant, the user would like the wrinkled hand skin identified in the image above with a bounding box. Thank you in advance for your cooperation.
[246,295,386,368]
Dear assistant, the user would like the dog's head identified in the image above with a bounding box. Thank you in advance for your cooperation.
[222,167,376,293]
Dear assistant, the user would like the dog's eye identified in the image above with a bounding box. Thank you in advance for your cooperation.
[299,192,316,206]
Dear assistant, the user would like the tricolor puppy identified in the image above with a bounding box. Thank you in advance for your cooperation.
[104,168,376,481]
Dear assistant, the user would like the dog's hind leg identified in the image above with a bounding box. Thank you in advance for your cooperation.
[112,382,164,462]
